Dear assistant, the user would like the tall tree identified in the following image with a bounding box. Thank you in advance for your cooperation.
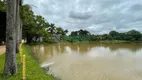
[15,0,21,53]
[21,4,51,43]
[4,0,17,75]
[48,23,56,34]
[78,29,90,36]
[21,4,35,43]
[70,31,78,36]
[127,30,142,41]
[48,23,56,40]
[109,30,120,40]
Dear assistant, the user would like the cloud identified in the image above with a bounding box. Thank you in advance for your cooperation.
[129,4,142,11]
[69,11,92,20]
[24,0,142,34]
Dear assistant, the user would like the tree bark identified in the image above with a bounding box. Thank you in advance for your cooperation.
[20,20,23,42]
[3,0,17,75]
[16,0,20,53]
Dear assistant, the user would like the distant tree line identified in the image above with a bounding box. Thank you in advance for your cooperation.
[64,30,142,42]
[92,30,142,41]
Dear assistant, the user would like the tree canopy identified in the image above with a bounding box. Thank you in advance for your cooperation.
[64,29,142,42]
[92,30,142,41]
[21,4,67,43]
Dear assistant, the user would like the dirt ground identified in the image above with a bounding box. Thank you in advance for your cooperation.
[0,45,5,55]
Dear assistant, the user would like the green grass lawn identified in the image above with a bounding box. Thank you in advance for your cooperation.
[0,45,54,80]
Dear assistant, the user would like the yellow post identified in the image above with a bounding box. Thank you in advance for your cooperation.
[22,55,26,80]
[20,43,23,63]
[21,49,23,63]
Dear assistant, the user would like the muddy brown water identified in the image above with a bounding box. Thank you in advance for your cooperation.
[31,42,142,80]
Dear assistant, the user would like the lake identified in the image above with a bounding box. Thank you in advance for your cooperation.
[31,42,142,80]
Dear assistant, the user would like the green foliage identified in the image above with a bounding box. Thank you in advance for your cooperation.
[66,29,142,43]
[109,31,120,40]
[64,30,68,35]
[78,29,90,36]
[48,23,56,34]
[70,29,90,37]
[0,2,68,43]
[92,30,142,41]
[126,30,142,41]
[0,1,6,12]
[56,27,63,34]
[21,4,68,43]
[64,29,92,42]
[70,31,78,36]
[21,4,53,43]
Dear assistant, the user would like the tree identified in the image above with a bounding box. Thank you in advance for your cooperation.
[109,31,119,37]
[21,4,52,43]
[56,27,63,34]
[15,0,22,53]
[48,23,56,34]
[101,34,109,40]
[21,4,35,43]
[4,0,17,75]
[109,30,120,40]
[126,30,142,41]
[70,31,78,36]
[119,33,126,40]
[47,23,56,41]
[33,15,48,41]
[78,29,90,36]
[0,0,22,45]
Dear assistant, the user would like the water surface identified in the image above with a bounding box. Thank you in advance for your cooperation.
[31,42,142,80]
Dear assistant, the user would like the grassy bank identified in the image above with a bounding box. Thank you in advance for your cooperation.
[93,40,142,44]
[0,45,54,80]
[96,40,130,43]
[62,40,142,44]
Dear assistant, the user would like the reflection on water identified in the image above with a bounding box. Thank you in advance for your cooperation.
[31,43,142,80]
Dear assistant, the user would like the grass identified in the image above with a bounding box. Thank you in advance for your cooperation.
[62,40,131,44]
[97,40,130,43]
[0,44,54,80]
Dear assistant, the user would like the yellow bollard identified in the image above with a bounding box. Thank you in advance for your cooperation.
[22,55,26,80]
[20,43,23,63]
[21,49,23,63]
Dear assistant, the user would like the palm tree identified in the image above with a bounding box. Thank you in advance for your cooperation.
[4,0,17,75]
[48,23,56,34]
[48,23,56,41]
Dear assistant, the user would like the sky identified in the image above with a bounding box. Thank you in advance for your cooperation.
[24,0,142,34]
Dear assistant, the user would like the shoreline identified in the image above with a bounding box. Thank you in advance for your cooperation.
[62,40,142,44]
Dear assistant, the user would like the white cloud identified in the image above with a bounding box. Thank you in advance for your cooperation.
[24,0,142,34]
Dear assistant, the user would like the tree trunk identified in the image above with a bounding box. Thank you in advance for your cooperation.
[3,0,17,75]
[16,0,20,53]
[20,20,23,42]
